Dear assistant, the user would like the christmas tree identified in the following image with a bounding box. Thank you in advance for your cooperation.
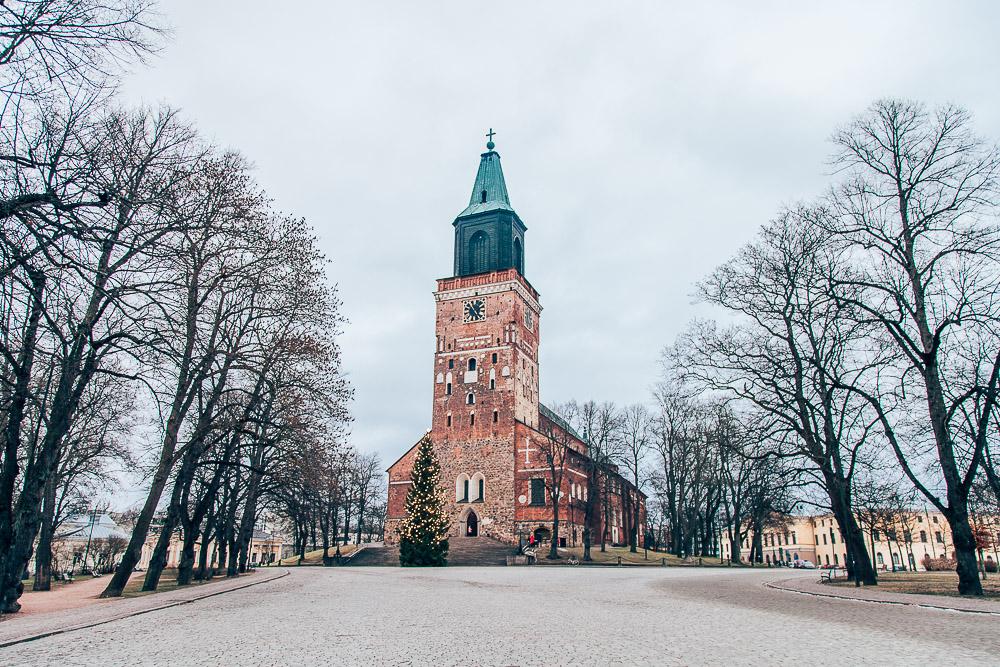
[399,435,450,566]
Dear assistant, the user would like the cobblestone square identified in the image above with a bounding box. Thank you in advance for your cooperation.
[3,567,998,666]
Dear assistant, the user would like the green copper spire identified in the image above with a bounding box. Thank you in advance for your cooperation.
[452,132,526,277]
[457,134,512,218]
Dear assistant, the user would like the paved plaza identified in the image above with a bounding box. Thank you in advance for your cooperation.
[2,567,998,665]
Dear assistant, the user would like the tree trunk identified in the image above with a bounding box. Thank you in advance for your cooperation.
[0,270,45,599]
[944,499,982,595]
[826,475,877,586]
[101,417,185,598]
[32,474,58,591]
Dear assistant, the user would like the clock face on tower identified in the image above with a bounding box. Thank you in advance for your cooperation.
[463,299,486,323]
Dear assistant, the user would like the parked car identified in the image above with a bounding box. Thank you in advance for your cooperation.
[797,560,816,569]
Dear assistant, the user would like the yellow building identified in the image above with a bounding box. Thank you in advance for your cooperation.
[720,511,1000,572]
[136,529,285,571]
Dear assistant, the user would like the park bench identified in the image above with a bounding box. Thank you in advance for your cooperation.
[820,567,841,582]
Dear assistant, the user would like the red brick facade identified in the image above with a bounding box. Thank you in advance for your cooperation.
[386,268,646,549]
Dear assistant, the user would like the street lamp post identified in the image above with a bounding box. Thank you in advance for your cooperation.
[81,509,99,575]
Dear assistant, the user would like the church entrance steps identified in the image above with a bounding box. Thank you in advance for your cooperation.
[345,537,515,567]
[446,537,515,566]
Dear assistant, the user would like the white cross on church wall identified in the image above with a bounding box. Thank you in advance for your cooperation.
[516,436,537,465]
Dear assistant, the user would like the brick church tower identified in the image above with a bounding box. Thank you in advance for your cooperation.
[386,136,540,544]
[385,135,646,550]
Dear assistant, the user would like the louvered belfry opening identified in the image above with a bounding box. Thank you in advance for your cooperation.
[469,231,490,274]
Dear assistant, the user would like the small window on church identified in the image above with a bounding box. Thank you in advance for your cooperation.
[467,393,475,405]
[468,358,476,371]
[490,378,495,390]
[491,353,498,364]
[470,413,475,426]
[446,383,452,395]
[530,478,545,506]
[447,415,452,427]
[481,189,487,203]
[493,410,498,423]
[448,359,454,369]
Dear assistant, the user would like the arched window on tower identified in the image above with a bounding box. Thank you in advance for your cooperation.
[456,474,470,502]
[469,472,485,502]
[513,237,523,273]
[468,358,476,371]
[467,393,475,405]
[469,231,490,274]
[480,189,487,203]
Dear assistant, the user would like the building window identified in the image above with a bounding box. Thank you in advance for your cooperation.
[877,553,884,565]
[490,378,496,390]
[446,415,452,427]
[480,189,487,203]
[791,532,797,545]
[919,530,927,543]
[833,554,839,566]
[446,382,452,396]
[469,231,490,274]
[468,358,476,371]
[470,413,475,426]
[448,359,454,369]
[493,410,498,423]
[492,352,498,364]
[903,530,912,543]
[935,531,943,543]
[467,393,475,405]
[529,478,545,506]
[873,530,880,542]
[455,474,469,502]
[822,534,827,545]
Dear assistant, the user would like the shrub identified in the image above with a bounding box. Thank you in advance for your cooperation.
[921,554,957,571]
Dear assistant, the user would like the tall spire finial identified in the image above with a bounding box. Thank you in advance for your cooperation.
[486,127,496,151]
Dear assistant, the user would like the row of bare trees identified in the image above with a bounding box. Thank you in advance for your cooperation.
[535,395,794,567]
[668,99,1000,596]
[0,1,354,613]
[269,445,385,563]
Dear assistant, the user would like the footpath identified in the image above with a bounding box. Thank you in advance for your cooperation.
[0,568,288,647]
[768,574,1000,615]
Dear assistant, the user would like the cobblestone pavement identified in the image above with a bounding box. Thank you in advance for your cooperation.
[3,566,998,666]
[0,568,287,647]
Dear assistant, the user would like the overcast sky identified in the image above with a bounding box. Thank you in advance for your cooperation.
[119,1,1000,470]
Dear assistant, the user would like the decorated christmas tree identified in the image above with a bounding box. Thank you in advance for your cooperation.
[399,435,450,566]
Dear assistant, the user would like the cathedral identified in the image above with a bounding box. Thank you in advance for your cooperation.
[385,136,646,550]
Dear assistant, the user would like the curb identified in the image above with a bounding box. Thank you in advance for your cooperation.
[764,577,1000,616]
[0,568,290,648]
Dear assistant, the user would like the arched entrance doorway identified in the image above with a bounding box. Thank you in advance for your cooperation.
[465,510,479,537]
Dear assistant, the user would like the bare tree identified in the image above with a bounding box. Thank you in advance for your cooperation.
[569,400,622,561]
[619,404,651,553]
[537,403,579,560]
[824,100,1000,595]
[673,209,880,584]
